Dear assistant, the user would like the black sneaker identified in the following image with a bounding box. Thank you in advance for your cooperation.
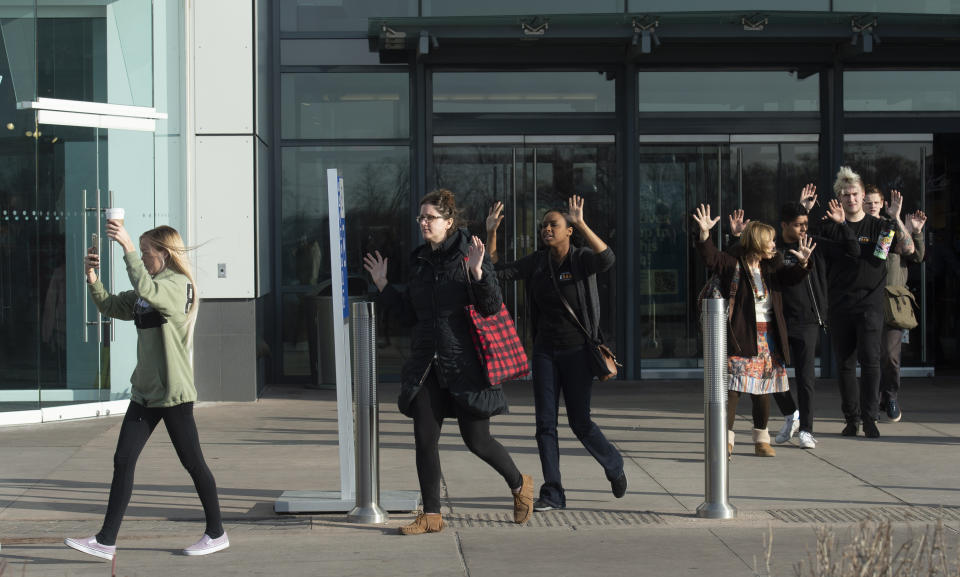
[886,400,902,422]
[862,420,880,438]
[611,473,627,498]
[533,498,562,512]
[841,421,859,436]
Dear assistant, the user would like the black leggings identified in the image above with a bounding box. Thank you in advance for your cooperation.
[97,402,223,546]
[726,391,770,431]
[410,372,522,514]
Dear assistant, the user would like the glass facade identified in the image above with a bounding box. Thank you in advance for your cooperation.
[638,72,819,113]
[845,71,960,112]
[433,73,616,114]
[0,1,184,418]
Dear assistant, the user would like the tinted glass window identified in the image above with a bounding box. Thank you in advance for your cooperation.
[638,71,819,113]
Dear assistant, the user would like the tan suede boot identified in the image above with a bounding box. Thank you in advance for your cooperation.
[399,513,443,535]
[727,430,735,459]
[753,428,776,457]
[513,474,534,524]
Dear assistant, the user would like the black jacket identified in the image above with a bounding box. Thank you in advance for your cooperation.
[494,246,615,344]
[778,221,859,327]
[378,228,508,418]
[696,237,809,364]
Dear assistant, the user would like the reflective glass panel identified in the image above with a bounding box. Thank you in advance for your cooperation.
[37,0,153,107]
[628,0,828,9]
[844,71,960,112]
[279,0,417,32]
[423,0,623,16]
[835,0,960,14]
[280,146,410,383]
[282,73,410,140]
[638,72,819,113]
[433,73,616,114]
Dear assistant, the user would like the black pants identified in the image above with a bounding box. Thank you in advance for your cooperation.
[880,327,904,403]
[410,371,522,514]
[726,391,770,430]
[97,402,223,546]
[831,309,883,424]
[773,322,821,433]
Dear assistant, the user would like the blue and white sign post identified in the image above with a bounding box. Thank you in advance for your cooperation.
[275,169,419,514]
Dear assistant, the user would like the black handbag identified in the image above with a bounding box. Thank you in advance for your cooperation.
[547,257,621,381]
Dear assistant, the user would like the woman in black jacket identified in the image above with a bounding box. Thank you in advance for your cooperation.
[363,189,533,535]
[692,204,814,458]
[486,196,624,512]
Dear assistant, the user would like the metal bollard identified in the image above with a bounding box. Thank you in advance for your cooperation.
[696,298,737,519]
[347,301,389,524]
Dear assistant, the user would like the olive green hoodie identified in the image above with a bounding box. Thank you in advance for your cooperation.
[89,252,196,407]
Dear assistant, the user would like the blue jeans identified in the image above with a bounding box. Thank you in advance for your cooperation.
[532,344,624,508]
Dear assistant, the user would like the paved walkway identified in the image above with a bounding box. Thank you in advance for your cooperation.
[1,378,958,576]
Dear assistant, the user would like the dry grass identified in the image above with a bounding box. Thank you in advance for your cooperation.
[755,519,960,577]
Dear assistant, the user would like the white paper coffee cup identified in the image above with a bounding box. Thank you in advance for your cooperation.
[105,207,125,226]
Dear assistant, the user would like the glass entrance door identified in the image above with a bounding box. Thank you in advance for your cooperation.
[432,136,618,354]
[844,136,933,373]
[637,135,819,375]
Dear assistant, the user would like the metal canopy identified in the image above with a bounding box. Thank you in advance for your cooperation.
[368,11,960,64]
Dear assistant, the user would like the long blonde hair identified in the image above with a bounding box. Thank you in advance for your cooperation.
[140,225,198,341]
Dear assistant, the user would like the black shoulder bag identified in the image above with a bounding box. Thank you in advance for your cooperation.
[547,255,620,381]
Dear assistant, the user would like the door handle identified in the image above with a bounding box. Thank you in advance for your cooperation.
[81,188,103,344]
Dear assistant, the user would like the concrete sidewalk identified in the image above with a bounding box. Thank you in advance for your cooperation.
[2,378,959,576]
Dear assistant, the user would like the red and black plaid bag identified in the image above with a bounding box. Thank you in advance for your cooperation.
[462,261,529,386]
[465,303,529,386]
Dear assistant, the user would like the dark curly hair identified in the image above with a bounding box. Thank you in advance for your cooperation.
[420,189,463,235]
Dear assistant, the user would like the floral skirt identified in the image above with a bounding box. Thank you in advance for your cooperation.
[728,322,789,395]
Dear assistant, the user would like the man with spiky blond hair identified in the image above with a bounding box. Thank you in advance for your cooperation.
[823,166,915,439]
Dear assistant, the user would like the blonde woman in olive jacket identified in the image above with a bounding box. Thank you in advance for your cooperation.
[65,224,228,562]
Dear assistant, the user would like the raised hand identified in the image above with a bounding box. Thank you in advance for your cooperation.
[907,209,927,233]
[362,250,388,292]
[824,198,844,223]
[692,204,721,241]
[486,201,504,232]
[105,220,135,253]
[568,195,585,227]
[788,235,817,265]
[886,189,904,221]
[465,235,485,280]
[728,209,750,237]
[799,184,818,211]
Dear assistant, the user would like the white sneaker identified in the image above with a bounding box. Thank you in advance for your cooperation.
[775,411,800,444]
[183,533,230,556]
[797,430,817,449]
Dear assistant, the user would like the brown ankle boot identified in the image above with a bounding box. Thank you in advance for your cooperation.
[399,513,443,535]
[513,474,534,524]
[753,428,776,457]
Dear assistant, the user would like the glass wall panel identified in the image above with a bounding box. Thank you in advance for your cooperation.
[280,146,410,383]
[629,0,828,9]
[638,72,819,113]
[36,0,153,107]
[282,73,410,140]
[424,0,623,16]
[281,39,381,66]
[835,0,960,14]
[279,0,417,33]
[844,71,960,112]
[433,72,616,114]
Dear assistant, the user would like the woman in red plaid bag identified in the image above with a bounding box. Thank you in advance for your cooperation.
[487,195,624,512]
[364,189,534,535]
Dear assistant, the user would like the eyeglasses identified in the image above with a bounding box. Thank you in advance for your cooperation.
[415,214,447,224]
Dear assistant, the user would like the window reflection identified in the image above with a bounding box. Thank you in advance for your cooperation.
[638,72,819,113]
[845,71,960,112]
[280,146,410,383]
[282,73,410,140]
[434,73,616,114]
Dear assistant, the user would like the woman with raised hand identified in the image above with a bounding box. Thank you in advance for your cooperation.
[65,223,227,561]
[692,204,815,458]
[364,189,533,535]
[486,195,624,512]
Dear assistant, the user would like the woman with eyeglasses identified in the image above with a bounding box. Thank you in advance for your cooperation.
[485,196,625,512]
[363,189,534,535]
